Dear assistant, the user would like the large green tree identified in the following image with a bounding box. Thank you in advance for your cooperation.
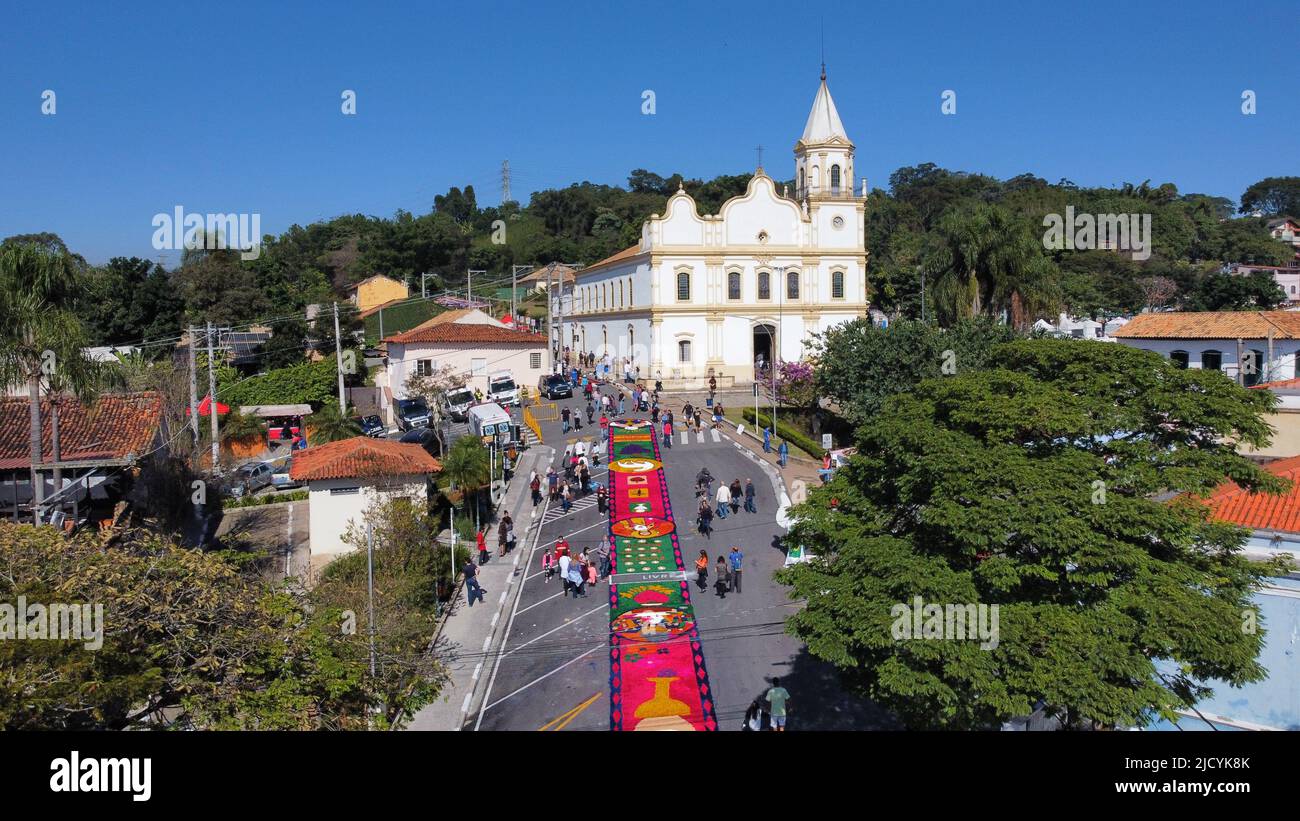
[782,338,1289,729]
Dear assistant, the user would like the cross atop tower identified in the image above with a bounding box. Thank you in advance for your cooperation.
[754,145,764,169]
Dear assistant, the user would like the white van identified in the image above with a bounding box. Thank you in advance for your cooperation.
[467,402,513,442]
[442,385,476,421]
[487,371,519,407]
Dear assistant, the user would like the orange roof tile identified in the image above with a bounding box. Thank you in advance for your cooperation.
[1115,311,1300,340]
[1249,377,1300,390]
[0,392,164,469]
[290,436,441,482]
[1202,455,1300,533]
[383,323,545,346]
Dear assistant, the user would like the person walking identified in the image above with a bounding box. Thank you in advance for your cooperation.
[561,481,573,513]
[497,516,509,558]
[561,405,571,434]
[596,483,608,514]
[763,427,772,453]
[728,546,743,593]
[683,402,694,431]
[778,440,789,468]
[766,679,791,732]
[586,401,595,425]
[694,550,709,591]
[662,417,673,449]
[744,478,757,513]
[476,528,489,565]
[715,482,731,520]
[617,395,625,416]
[693,408,702,431]
[463,559,486,606]
[530,471,542,506]
[579,464,591,495]
[558,549,572,597]
[697,496,713,538]
[729,479,742,514]
[541,547,555,582]
[714,555,731,598]
[547,468,559,502]
[568,558,587,598]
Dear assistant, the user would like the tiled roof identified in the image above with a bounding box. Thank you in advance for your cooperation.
[519,263,576,284]
[1114,311,1300,340]
[383,323,545,346]
[1249,377,1300,390]
[348,274,406,292]
[289,436,440,482]
[575,244,645,278]
[1202,455,1300,534]
[0,392,164,469]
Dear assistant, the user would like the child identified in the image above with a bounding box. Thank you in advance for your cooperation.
[587,559,598,588]
[541,548,555,582]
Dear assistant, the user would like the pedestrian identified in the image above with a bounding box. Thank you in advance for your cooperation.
[683,402,694,430]
[476,528,489,565]
[586,558,598,588]
[708,375,717,395]
[541,547,555,582]
[652,405,660,425]
[580,465,591,495]
[463,559,486,606]
[561,481,573,513]
[714,555,730,598]
[575,438,587,460]
[596,483,608,513]
[586,402,595,424]
[531,472,542,506]
[507,518,517,553]
[596,540,611,578]
[693,408,702,430]
[555,537,571,559]
[617,395,625,416]
[778,440,789,468]
[574,412,583,431]
[743,699,765,732]
[728,546,743,593]
[763,427,772,453]
[561,405,571,434]
[663,418,673,448]
[729,479,742,513]
[600,414,609,437]
[548,468,559,501]
[766,679,791,732]
[568,559,587,597]
[497,516,509,557]
[694,550,709,591]
[744,478,757,513]
[697,496,713,537]
[558,549,573,597]
[715,482,731,520]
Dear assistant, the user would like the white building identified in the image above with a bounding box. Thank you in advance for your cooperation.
[560,70,869,388]
[380,308,546,424]
[1113,311,1300,384]
[289,436,440,578]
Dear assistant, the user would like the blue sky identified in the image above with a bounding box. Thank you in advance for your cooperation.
[2,0,1296,264]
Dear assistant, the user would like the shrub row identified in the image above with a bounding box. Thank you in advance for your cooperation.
[739,408,824,458]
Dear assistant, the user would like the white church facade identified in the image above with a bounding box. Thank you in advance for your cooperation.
[559,71,870,387]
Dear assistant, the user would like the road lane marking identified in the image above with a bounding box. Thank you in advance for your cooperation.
[484,644,604,714]
[499,603,607,660]
[538,692,603,731]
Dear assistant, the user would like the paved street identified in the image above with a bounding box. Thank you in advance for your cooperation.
[467,380,896,731]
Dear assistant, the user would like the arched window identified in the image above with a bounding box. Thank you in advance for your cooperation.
[787,270,800,300]
[678,340,692,362]
[728,271,741,300]
[619,281,624,308]
[799,168,805,196]
[1170,350,1189,369]
[627,278,633,308]
[676,271,691,301]
[830,164,841,195]
[831,270,845,299]
[1201,350,1222,372]
[757,270,771,300]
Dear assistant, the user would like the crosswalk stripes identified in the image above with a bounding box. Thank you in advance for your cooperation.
[541,493,601,524]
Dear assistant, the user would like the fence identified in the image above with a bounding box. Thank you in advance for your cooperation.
[522,404,549,444]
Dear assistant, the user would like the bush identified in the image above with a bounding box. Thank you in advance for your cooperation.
[223,489,308,509]
[740,408,824,458]
[218,359,341,408]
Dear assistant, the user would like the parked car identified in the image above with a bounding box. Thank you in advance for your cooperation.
[269,457,300,490]
[488,371,519,406]
[355,414,386,437]
[442,386,476,421]
[538,373,573,399]
[399,426,443,457]
[396,398,431,431]
[228,461,274,498]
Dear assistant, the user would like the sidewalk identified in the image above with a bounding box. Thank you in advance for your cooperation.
[407,443,554,731]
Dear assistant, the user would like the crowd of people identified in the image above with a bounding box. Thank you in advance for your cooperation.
[693,468,759,537]
[541,536,612,599]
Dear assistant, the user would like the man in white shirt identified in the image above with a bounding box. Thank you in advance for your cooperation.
[715,482,732,520]
[558,552,572,597]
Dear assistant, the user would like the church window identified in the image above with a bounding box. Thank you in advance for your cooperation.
[799,168,805,197]
[832,270,845,299]
[831,164,841,195]
[678,340,692,362]
[677,271,691,301]
[728,271,741,300]
[627,278,633,307]
[787,270,800,300]
[619,281,624,308]
[758,270,770,300]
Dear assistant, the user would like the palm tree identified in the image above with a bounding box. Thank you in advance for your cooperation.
[218,410,265,450]
[439,435,489,524]
[0,242,108,520]
[307,400,361,443]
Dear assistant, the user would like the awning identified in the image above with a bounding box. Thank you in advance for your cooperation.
[186,395,230,416]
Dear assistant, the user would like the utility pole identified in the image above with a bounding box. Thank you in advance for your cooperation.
[773,266,785,435]
[556,269,565,364]
[333,302,347,413]
[467,269,486,307]
[511,264,533,324]
[206,322,219,471]
[366,522,377,678]
[546,265,554,371]
[501,159,511,204]
[188,324,199,442]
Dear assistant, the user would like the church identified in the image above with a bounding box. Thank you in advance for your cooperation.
[560,70,869,388]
